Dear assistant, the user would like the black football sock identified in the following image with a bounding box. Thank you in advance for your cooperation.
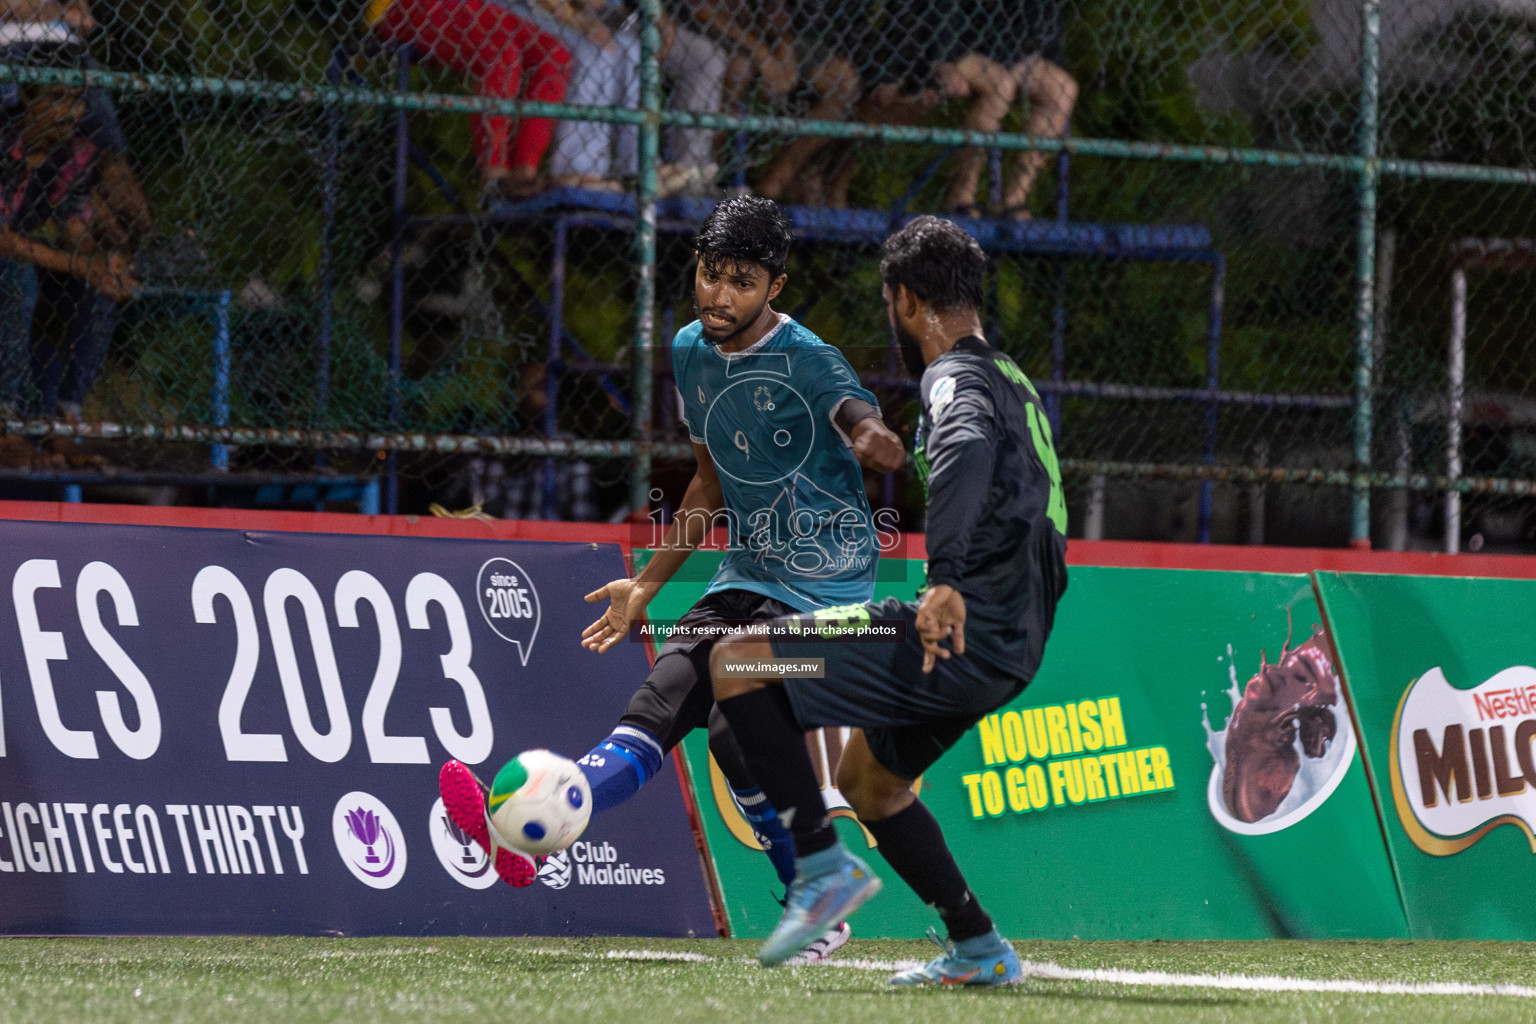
[716,688,839,858]
[863,800,994,942]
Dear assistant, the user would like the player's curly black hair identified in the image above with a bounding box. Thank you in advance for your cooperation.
[694,195,793,279]
[879,215,986,312]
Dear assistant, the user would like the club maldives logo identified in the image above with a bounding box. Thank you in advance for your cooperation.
[1204,626,1356,836]
[428,797,497,890]
[1391,666,1536,856]
[332,792,407,889]
[539,840,665,886]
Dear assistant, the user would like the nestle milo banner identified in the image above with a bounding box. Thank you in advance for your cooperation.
[658,553,1407,939]
[1314,572,1536,939]
[0,521,714,936]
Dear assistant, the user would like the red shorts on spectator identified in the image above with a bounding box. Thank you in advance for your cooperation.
[371,0,569,175]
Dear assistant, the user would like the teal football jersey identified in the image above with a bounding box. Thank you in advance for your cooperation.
[672,314,881,611]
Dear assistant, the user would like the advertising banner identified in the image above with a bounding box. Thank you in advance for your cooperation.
[1314,572,1536,939]
[662,554,1406,939]
[0,520,715,937]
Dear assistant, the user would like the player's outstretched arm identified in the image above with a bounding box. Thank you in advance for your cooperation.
[914,583,967,673]
[582,443,724,653]
[832,393,905,473]
[847,415,906,473]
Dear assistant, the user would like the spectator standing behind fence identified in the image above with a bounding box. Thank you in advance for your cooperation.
[682,0,862,202]
[0,17,150,459]
[367,0,571,201]
[493,0,725,197]
[0,0,144,234]
[0,83,140,465]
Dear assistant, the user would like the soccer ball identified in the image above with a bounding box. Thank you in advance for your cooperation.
[488,749,592,856]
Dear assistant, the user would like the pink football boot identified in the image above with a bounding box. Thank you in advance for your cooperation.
[439,760,538,888]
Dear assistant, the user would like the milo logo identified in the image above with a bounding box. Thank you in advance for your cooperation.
[1391,666,1536,855]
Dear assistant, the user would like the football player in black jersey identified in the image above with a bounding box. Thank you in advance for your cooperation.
[710,216,1068,981]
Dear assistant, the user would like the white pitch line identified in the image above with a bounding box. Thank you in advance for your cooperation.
[605,950,716,963]
[1017,960,1536,999]
[800,957,924,972]
[606,950,1536,998]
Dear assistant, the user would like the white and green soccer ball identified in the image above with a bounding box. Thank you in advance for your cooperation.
[489,749,592,856]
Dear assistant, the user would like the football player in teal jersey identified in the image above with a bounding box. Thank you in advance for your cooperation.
[441,196,903,961]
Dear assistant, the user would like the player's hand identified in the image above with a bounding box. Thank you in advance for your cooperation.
[915,583,966,674]
[850,418,905,473]
[582,577,652,653]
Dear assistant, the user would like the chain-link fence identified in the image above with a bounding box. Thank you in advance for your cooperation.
[2,0,1535,551]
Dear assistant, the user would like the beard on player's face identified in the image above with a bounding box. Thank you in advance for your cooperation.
[694,290,769,347]
[890,311,927,378]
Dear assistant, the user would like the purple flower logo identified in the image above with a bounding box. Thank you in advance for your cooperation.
[346,808,384,863]
[332,793,408,889]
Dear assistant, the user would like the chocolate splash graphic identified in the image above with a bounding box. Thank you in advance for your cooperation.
[1221,626,1340,823]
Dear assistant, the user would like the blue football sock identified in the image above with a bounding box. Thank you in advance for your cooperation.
[954,929,1008,959]
[794,843,848,881]
[578,725,664,817]
[732,786,798,887]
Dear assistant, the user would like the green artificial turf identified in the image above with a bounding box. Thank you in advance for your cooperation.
[6,936,1536,1024]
